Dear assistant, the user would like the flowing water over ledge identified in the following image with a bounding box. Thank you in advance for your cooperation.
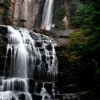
[41,0,54,30]
[0,25,58,100]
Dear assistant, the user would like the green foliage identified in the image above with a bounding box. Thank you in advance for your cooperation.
[57,0,100,98]
[71,4,94,27]
[65,28,100,97]
[4,0,11,9]
[2,0,12,25]
[71,2,100,33]
[2,9,12,25]
[66,0,100,89]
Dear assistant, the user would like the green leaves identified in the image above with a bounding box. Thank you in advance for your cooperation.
[4,0,11,9]
[71,2,100,31]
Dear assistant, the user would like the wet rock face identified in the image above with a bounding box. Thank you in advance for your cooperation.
[0,36,7,76]
[0,0,44,29]
[53,0,79,29]
[0,26,8,36]
[0,7,3,24]
[11,0,43,29]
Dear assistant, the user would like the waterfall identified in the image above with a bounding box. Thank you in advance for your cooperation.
[0,25,58,100]
[41,0,54,30]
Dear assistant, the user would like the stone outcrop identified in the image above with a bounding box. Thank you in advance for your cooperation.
[11,0,41,29]
[0,0,45,29]
[0,26,8,76]
[33,28,74,46]
[0,0,5,24]
[0,0,80,30]
[53,0,79,29]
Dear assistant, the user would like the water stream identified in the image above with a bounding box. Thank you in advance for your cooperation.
[0,26,58,100]
[41,0,54,30]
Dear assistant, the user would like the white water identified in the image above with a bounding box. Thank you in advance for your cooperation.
[0,25,58,100]
[0,91,19,100]
[41,0,54,30]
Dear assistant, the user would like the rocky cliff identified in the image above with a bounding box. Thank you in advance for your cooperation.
[0,0,80,30]
[53,0,79,29]
[0,0,45,29]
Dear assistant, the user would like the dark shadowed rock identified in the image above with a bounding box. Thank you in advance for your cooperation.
[29,79,35,93]
[46,44,52,51]
[32,94,42,100]
[0,25,8,36]
[35,41,42,47]
[55,94,63,100]
[19,93,25,100]
[44,82,53,94]
[33,28,73,47]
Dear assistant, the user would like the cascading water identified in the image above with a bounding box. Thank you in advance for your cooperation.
[41,0,54,30]
[0,25,58,100]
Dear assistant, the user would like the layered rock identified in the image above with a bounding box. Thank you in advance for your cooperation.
[0,0,45,29]
[0,0,80,30]
[11,0,40,29]
[53,0,79,29]
[0,26,8,76]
